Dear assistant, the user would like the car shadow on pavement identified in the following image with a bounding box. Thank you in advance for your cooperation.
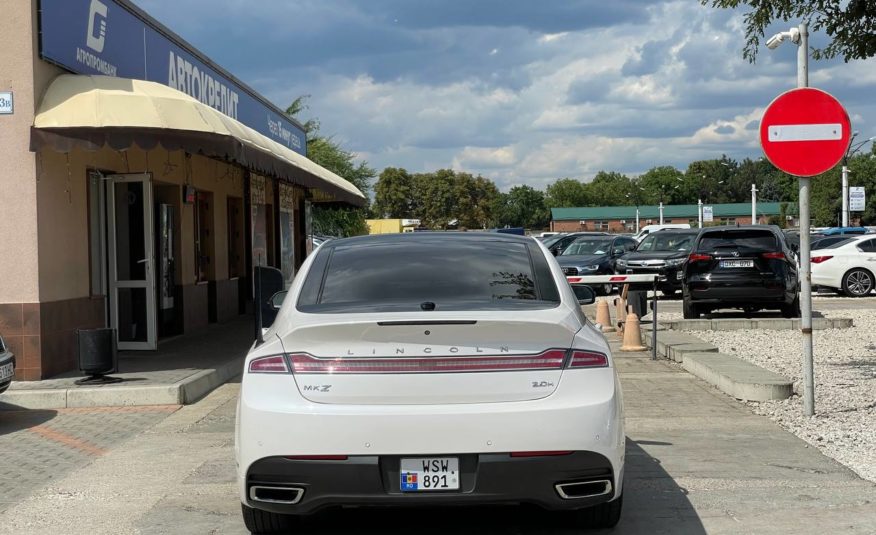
[286,439,706,535]
[0,404,58,436]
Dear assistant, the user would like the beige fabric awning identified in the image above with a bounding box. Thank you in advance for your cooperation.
[31,74,366,207]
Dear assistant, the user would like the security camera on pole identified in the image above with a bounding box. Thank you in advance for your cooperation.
[762,21,853,417]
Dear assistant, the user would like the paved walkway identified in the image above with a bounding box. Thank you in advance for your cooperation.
[614,340,876,534]
[0,317,254,409]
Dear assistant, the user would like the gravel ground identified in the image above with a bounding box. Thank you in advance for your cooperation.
[685,309,876,483]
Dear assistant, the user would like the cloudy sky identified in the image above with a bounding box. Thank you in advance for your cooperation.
[138,0,875,191]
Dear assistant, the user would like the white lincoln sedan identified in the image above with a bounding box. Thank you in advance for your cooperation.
[811,234,876,296]
[236,233,625,533]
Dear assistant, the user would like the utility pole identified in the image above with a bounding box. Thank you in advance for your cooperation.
[659,202,664,225]
[697,198,703,228]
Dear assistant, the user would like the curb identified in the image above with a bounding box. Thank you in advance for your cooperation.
[0,357,244,410]
[660,317,854,331]
[642,326,793,401]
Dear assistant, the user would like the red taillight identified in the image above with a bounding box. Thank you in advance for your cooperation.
[811,255,834,264]
[288,349,568,374]
[248,355,290,373]
[568,350,609,368]
[510,451,573,458]
[688,253,712,263]
[285,455,348,461]
[761,252,786,260]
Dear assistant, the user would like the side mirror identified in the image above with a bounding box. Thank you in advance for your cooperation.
[553,247,564,256]
[612,248,624,257]
[269,290,288,311]
[572,285,596,305]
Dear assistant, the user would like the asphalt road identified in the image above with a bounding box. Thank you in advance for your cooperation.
[1,347,875,534]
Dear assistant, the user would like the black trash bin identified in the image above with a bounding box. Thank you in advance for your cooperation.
[76,328,122,385]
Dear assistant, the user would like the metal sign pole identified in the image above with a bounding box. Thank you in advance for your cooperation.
[797,21,815,417]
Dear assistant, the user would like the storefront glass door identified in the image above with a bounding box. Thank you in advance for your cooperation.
[107,174,157,350]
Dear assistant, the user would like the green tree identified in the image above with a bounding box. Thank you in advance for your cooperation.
[372,167,416,218]
[545,178,590,208]
[285,97,375,237]
[638,166,685,205]
[493,185,549,229]
[584,171,633,206]
[454,173,500,229]
[702,0,876,62]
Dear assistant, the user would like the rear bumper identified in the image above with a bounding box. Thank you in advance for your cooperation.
[236,371,625,510]
[811,269,842,289]
[685,275,791,304]
[245,451,617,515]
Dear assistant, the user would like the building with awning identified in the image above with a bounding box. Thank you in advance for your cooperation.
[0,0,365,379]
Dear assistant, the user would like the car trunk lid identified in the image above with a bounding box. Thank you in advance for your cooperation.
[281,315,578,405]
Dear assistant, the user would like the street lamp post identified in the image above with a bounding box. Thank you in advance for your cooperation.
[842,134,875,227]
[767,21,815,417]
[751,183,758,224]
[658,184,678,225]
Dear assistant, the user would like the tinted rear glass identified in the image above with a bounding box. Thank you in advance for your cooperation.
[636,232,697,252]
[298,239,561,313]
[697,230,779,252]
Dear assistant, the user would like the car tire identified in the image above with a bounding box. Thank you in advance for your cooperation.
[682,297,700,319]
[242,504,298,534]
[781,295,800,318]
[573,495,623,529]
[842,269,874,297]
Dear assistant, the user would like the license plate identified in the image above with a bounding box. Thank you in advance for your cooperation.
[400,457,459,492]
[720,260,754,268]
[0,362,13,381]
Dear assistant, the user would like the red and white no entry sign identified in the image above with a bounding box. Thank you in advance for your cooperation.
[759,88,852,177]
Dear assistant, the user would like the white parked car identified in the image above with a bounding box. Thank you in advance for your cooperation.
[811,235,876,297]
[236,233,625,533]
[633,224,691,242]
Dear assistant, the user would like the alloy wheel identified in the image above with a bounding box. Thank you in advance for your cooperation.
[845,270,873,296]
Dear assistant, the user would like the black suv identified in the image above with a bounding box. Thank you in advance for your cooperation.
[616,229,699,296]
[682,226,799,319]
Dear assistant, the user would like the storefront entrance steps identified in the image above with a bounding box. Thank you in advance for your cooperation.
[0,316,253,409]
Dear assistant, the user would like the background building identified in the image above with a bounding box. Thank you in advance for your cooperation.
[551,202,797,233]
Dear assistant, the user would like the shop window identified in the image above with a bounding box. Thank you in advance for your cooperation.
[194,191,214,283]
[595,220,610,231]
[720,217,737,225]
[87,171,106,296]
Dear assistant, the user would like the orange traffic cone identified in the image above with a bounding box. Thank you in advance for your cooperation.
[595,299,614,332]
[620,307,647,352]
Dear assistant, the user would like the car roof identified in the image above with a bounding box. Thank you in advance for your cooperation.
[325,231,536,248]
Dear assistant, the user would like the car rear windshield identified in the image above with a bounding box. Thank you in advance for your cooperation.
[297,239,561,313]
[636,233,697,252]
[697,229,779,253]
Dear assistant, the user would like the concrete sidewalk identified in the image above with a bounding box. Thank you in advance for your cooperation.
[614,340,876,534]
[0,317,253,410]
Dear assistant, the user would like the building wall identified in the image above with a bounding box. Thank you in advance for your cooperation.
[552,215,770,233]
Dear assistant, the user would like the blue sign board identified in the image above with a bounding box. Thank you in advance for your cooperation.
[38,0,306,154]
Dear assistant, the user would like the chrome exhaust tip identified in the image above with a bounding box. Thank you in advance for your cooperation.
[555,479,613,499]
[249,485,305,505]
